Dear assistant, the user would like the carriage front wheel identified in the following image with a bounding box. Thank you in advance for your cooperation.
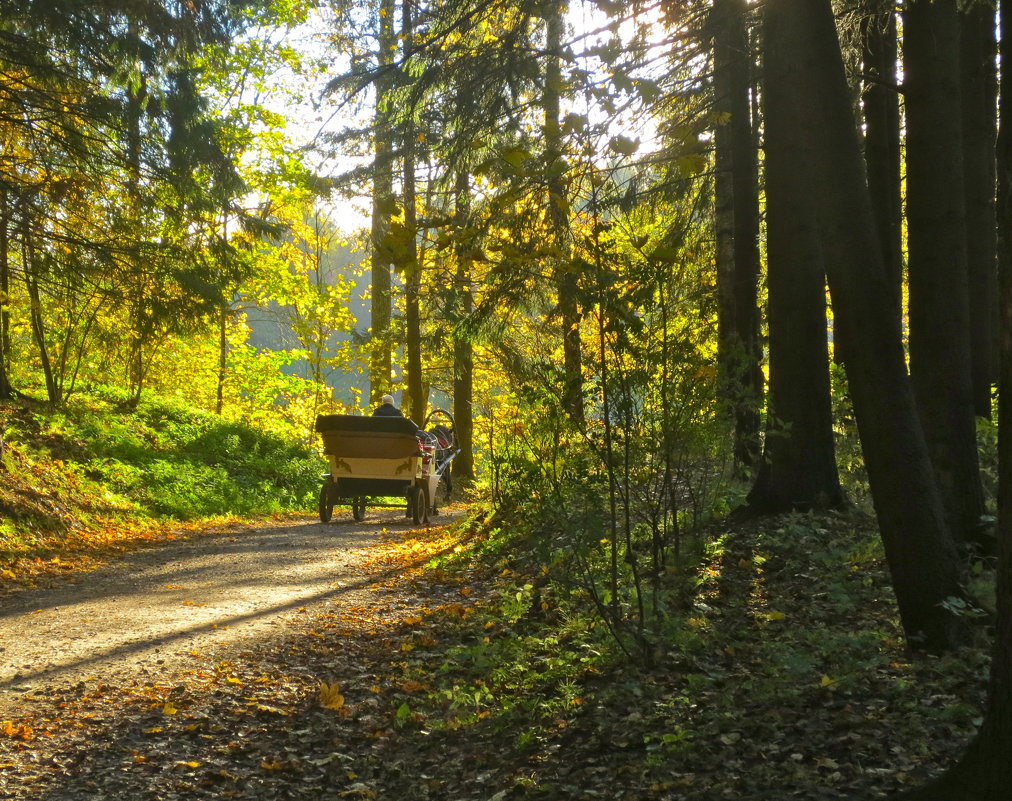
[409,485,430,526]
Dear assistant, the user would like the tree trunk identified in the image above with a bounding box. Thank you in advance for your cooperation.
[0,189,11,400]
[22,224,59,406]
[402,0,424,424]
[544,0,584,425]
[762,0,967,652]
[961,3,999,419]
[453,170,475,483]
[747,25,843,514]
[904,0,985,546]
[215,305,228,416]
[711,0,762,469]
[861,1,902,319]
[898,6,1012,790]
[369,0,396,405]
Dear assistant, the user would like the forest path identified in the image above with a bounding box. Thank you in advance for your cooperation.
[0,508,461,719]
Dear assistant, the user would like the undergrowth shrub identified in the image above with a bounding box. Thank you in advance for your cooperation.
[478,372,735,662]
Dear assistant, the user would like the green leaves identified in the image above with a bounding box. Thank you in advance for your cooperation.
[609,135,640,156]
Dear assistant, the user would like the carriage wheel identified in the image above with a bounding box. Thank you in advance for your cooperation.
[410,485,430,526]
[352,496,366,522]
[318,481,334,523]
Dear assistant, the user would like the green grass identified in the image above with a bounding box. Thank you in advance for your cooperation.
[2,388,324,523]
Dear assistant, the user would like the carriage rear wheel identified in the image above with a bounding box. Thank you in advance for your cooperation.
[318,481,334,523]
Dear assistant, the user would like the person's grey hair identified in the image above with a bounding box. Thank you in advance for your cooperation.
[382,394,394,405]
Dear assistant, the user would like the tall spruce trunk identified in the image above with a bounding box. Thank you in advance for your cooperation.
[762,0,967,652]
[402,0,424,424]
[904,0,985,546]
[861,1,902,319]
[369,0,396,404]
[0,189,10,399]
[961,3,999,419]
[746,28,842,514]
[898,7,1012,790]
[453,170,475,482]
[711,0,762,469]
[544,0,584,424]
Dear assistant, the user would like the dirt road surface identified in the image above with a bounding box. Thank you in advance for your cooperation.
[0,509,456,719]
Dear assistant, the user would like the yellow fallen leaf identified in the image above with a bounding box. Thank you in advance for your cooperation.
[176,761,200,769]
[162,703,178,715]
[820,675,838,687]
[318,682,345,711]
[766,610,787,621]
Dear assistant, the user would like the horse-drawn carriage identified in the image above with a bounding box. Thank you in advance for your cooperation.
[314,410,457,525]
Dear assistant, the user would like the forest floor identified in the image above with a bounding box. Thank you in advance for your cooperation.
[0,505,993,801]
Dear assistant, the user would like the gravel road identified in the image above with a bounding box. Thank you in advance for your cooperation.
[0,510,446,718]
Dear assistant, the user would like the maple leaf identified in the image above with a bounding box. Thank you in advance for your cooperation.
[319,681,346,711]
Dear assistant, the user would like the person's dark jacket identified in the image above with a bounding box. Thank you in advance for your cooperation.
[372,403,403,417]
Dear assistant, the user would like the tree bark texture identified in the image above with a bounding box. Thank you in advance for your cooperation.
[369,0,396,405]
[961,3,999,419]
[711,0,762,469]
[861,1,902,320]
[904,0,985,545]
[762,0,967,652]
[747,33,843,514]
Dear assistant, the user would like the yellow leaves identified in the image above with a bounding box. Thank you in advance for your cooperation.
[175,761,200,770]
[162,702,179,716]
[819,675,838,688]
[403,615,423,626]
[1,721,33,741]
[764,611,787,622]
[318,681,348,714]
[0,569,15,581]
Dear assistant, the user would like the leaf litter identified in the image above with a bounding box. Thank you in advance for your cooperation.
[0,508,992,800]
